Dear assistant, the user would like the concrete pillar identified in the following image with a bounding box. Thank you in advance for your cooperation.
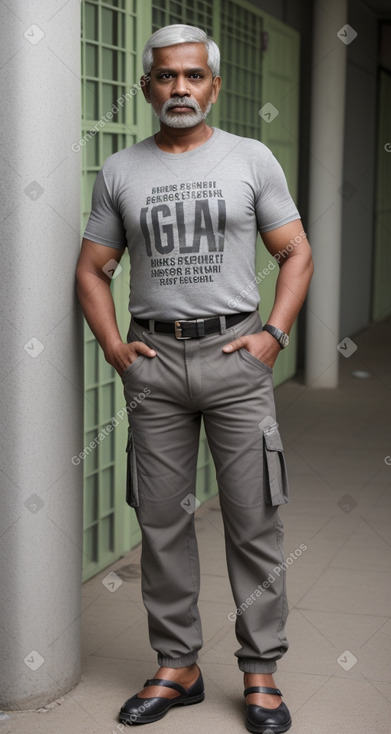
[305,0,348,387]
[0,0,83,709]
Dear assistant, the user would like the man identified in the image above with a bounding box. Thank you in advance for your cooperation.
[76,24,313,733]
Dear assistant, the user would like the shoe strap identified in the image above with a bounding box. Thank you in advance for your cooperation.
[144,678,187,696]
[244,686,282,697]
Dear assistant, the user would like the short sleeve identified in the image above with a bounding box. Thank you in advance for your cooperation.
[255,150,300,233]
[83,167,126,250]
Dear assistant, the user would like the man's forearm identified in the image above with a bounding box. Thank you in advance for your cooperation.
[266,252,314,334]
[76,271,123,359]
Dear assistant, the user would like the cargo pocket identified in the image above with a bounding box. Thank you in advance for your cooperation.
[125,426,139,508]
[261,419,289,506]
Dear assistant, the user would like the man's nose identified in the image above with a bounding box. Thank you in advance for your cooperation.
[171,75,190,96]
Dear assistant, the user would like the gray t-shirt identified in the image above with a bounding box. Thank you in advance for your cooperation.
[84,128,300,320]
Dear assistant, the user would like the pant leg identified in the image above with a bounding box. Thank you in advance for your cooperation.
[201,311,289,674]
[121,321,203,668]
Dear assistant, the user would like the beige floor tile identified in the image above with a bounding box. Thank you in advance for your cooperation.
[279,608,339,676]
[88,616,155,663]
[292,608,388,662]
[199,570,233,605]
[290,675,391,733]
[200,624,240,666]
[372,680,391,705]
[356,618,391,683]
[297,566,391,617]
[81,595,145,658]
[199,597,235,635]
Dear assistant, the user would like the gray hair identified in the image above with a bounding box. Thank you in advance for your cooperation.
[142,24,220,78]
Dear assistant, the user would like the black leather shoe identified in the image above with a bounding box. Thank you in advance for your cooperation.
[244,685,292,733]
[119,670,205,725]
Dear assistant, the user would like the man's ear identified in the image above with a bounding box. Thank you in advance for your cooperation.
[140,74,151,103]
[211,75,222,103]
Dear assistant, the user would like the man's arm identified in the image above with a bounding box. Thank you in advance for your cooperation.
[75,238,156,376]
[222,219,314,367]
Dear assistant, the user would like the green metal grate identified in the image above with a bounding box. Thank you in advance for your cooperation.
[81,0,149,580]
[151,0,213,34]
[219,0,263,138]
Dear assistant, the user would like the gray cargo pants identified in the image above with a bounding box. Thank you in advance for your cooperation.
[122,310,289,674]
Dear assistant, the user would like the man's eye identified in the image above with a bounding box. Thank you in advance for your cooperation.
[158,73,173,80]
[189,74,202,79]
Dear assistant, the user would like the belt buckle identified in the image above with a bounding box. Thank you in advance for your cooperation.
[174,320,192,340]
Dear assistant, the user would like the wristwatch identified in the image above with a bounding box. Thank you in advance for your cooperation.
[262,323,290,349]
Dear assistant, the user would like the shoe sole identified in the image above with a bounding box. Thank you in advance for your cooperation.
[246,717,292,734]
[119,691,205,725]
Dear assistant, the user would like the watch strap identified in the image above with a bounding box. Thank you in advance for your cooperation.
[263,323,289,348]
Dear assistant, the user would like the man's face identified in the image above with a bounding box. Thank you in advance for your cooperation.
[142,43,221,128]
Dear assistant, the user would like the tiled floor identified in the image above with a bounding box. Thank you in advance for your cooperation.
[2,319,391,733]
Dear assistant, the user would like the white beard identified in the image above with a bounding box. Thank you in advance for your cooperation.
[152,96,212,128]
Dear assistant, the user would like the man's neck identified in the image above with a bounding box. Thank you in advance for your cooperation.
[154,123,214,153]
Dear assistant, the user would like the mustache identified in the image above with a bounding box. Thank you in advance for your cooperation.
[163,98,200,112]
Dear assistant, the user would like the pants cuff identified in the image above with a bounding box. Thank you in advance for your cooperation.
[157,652,199,668]
[238,659,277,674]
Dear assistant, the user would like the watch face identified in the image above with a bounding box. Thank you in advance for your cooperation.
[280,334,290,348]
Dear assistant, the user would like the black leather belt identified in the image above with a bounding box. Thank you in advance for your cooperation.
[133,312,253,339]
